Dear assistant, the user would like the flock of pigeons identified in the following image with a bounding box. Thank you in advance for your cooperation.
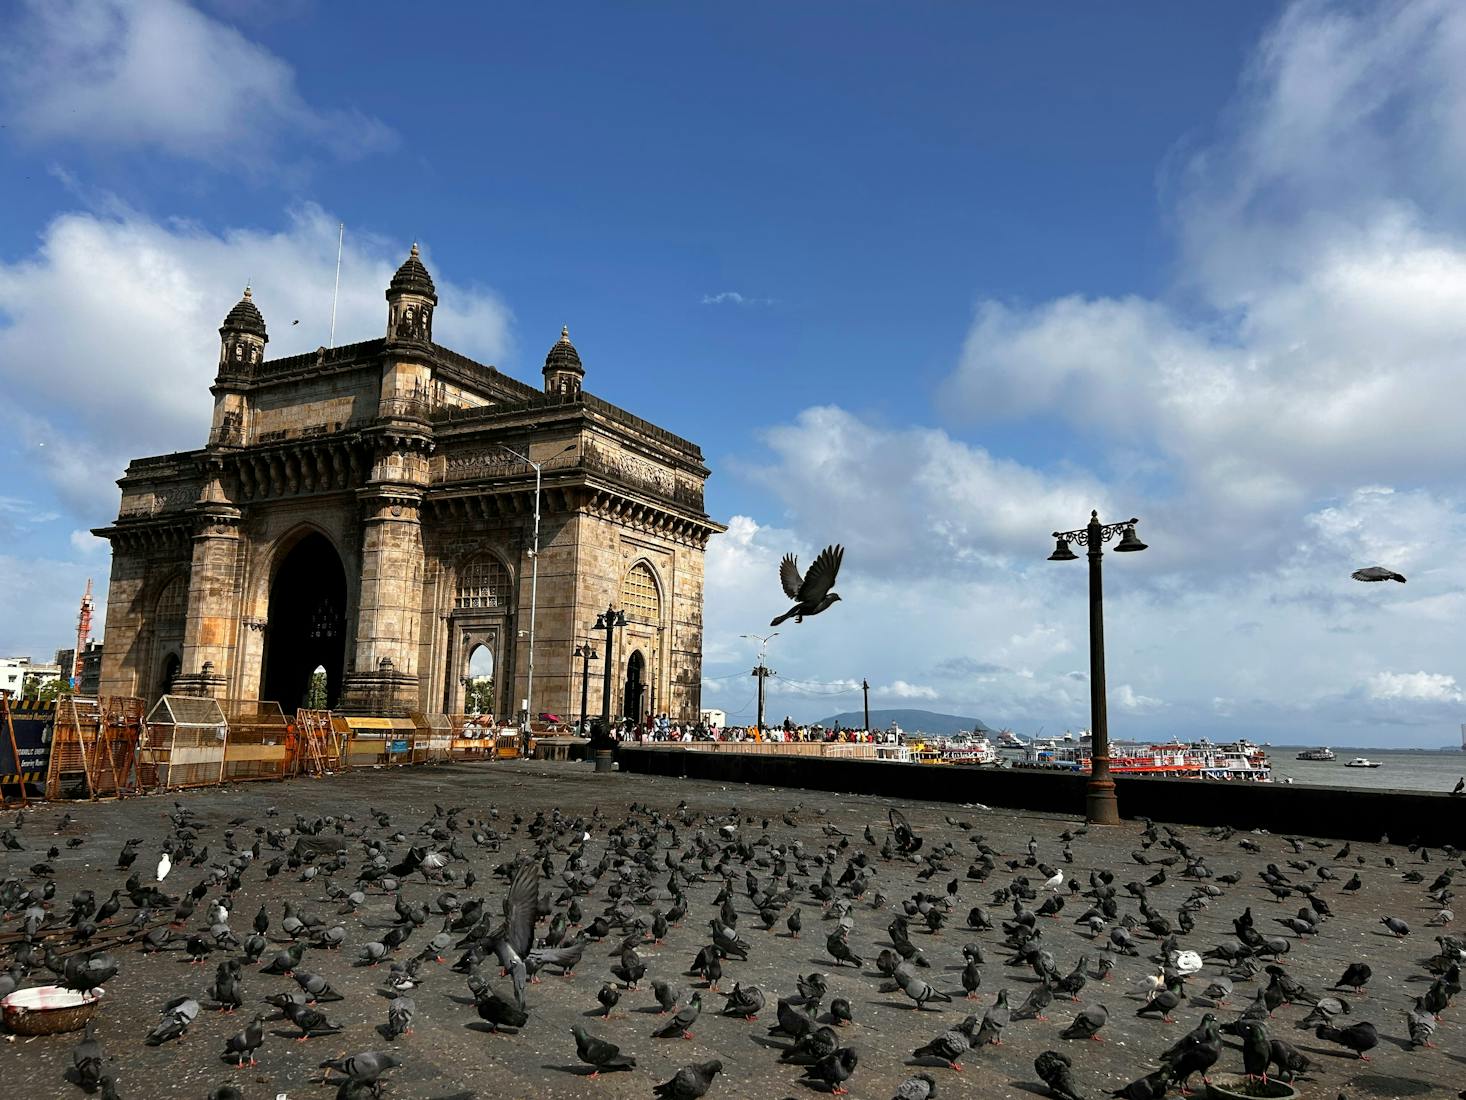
[0,789,1461,1099]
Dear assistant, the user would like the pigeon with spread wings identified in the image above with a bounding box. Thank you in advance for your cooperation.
[771,544,844,626]
[1351,565,1406,583]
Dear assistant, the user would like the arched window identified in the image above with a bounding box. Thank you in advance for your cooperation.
[622,562,661,626]
[455,555,511,610]
[155,575,188,629]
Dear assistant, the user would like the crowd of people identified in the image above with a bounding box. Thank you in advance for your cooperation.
[577,714,901,745]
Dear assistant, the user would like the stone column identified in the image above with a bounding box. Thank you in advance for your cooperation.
[340,477,426,716]
[175,503,241,698]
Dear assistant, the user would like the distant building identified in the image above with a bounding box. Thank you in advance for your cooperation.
[700,708,726,728]
[94,247,724,719]
[53,642,103,694]
[0,657,63,696]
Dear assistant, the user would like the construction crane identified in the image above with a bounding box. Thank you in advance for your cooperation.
[72,578,93,690]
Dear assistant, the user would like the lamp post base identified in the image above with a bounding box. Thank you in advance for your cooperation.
[1085,777,1121,826]
[594,750,615,774]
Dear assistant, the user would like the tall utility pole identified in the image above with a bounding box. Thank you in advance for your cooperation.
[739,632,779,734]
[500,442,575,731]
[751,661,775,733]
[1048,510,1148,825]
[862,678,870,732]
[573,641,598,733]
[595,606,627,727]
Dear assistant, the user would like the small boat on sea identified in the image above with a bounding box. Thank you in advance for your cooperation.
[1344,757,1382,769]
[1296,747,1336,762]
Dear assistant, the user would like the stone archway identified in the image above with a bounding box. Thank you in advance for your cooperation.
[262,532,347,712]
[624,649,646,726]
[157,652,181,700]
[465,644,494,716]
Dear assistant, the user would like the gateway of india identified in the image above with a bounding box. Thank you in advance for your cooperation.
[94,246,725,722]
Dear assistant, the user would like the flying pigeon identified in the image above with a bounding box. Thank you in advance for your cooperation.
[771,544,844,625]
[1351,566,1405,583]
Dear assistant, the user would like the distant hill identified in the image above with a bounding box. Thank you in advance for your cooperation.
[813,708,992,736]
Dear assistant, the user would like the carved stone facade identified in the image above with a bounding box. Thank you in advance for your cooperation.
[94,248,725,721]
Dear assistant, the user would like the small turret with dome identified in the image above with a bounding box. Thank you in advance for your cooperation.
[386,243,437,344]
[218,286,268,372]
[543,325,584,398]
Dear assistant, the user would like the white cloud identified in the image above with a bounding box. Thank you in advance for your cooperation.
[1368,671,1464,704]
[701,291,772,306]
[739,405,1108,574]
[0,0,394,167]
[877,680,938,701]
[0,202,513,517]
[1113,684,1163,713]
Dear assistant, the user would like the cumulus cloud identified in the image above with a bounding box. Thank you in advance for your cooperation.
[944,3,1466,524]
[0,203,512,517]
[1367,671,1464,704]
[0,0,395,167]
[737,405,1108,575]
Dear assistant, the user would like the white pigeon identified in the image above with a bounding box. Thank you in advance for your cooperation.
[156,851,172,882]
[1044,870,1064,892]
[1134,969,1165,997]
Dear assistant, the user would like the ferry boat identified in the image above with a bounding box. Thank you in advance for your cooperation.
[1016,736,1272,781]
[1344,757,1382,769]
[940,731,999,766]
[1296,747,1336,762]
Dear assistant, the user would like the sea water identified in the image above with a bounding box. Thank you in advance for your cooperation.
[1268,746,1466,794]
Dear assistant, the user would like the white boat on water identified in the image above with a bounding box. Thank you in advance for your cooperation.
[941,732,998,765]
[1296,747,1336,762]
[1344,757,1382,768]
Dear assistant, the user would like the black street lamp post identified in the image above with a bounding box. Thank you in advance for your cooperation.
[1048,510,1148,826]
[574,641,599,733]
[594,606,627,729]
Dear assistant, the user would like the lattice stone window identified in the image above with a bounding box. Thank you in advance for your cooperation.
[456,556,511,610]
[622,562,661,625]
[156,575,188,628]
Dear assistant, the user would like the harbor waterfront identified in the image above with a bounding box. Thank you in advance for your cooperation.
[1269,747,1466,792]
[1,758,1461,1100]
[888,728,1466,794]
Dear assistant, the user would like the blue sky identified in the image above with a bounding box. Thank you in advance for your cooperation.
[5,1,1466,746]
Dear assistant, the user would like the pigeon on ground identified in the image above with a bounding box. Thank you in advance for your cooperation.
[222,1013,265,1066]
[911,1014,979,1071]
[1332,962,1371,994]
[798,1047,858,1095]
[1060,1003,1108,1041]
[771,544,844,626]
[1035,1049,1085,1100]
[1315,1020,1379,1059]
[571,1025,636,1076]
[71,1020,103,1091]
[145,995,199,1045]
[891,1074,939,1100]
[653,1059,723,1100]
[895,963,953,1010]
[653,992,702,1039]
[384,996,414,1039]
[318,1051,401,1094]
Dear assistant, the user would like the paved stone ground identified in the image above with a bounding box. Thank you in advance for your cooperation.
[1,760,1461,1100]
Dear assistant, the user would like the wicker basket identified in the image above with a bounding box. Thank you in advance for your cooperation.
[1,986,103,1035]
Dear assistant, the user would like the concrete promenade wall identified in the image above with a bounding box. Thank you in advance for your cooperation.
[615,746,1465,846]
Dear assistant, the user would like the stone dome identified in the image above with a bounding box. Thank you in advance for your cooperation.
[220,286,267,340]
[543,326,584,374]
[387,242,438,302]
